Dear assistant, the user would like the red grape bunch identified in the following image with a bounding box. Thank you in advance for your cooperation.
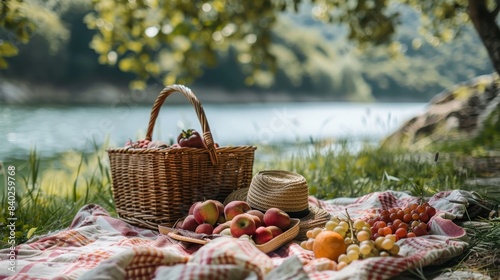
[367,202,437,240]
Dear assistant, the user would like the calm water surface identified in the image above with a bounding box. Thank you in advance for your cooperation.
[0,102,427,160]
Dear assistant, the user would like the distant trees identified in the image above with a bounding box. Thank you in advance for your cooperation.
[80,0,500,89]
[0,0,76,69]
[1,0,498,96]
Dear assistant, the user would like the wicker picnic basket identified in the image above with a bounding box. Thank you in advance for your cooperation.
[107,84,257,229]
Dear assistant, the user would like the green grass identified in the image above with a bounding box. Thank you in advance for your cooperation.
[255,139,474,199]
[0,139,498,278]
[0,143,115,246]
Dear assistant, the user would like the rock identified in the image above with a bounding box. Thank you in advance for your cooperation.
[381,73,500,151]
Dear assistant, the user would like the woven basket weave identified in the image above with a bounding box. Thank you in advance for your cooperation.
[107,85,257,229]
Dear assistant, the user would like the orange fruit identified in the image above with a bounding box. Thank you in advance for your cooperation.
[312,231,347,262]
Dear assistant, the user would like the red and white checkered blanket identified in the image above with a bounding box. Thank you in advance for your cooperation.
[0,190,476,280]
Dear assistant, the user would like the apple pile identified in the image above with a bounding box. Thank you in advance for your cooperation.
[124,128,220,150]
[178,200,292,245]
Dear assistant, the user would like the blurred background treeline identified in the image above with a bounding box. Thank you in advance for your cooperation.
[0,0,494,104]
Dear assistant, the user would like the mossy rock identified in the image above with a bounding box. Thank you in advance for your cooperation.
[382,73,500,152]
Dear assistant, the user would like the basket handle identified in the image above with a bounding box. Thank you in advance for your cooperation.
[146,84,218,165]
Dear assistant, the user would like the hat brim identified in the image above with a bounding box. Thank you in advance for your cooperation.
[224,188,330,241]
[296,205,331,240]
[223,187,249,205]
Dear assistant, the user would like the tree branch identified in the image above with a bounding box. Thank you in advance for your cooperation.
[494,0,500,18]
[467,0,500,75]
[491,0,500,18]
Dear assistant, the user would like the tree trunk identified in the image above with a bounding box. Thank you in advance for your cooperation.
[468,0,500,75]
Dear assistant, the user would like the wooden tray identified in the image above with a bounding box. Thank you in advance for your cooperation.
[159,218,300,253]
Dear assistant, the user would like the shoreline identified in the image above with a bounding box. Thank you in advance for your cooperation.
[0,79,429,106]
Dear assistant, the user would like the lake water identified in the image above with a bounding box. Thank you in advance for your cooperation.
[0,102,427,160]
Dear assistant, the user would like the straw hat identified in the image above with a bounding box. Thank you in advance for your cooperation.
[224,170,330,240]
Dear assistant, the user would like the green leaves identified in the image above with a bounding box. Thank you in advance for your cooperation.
[0,0,71,68]
[82,0,473,89]
[0,41,18,69]
[26,227,37,239]
[0,0,30,68]
[0,41,17,55]
[86,0,280,87]
[1,0,476,90]
[118,57,137,72]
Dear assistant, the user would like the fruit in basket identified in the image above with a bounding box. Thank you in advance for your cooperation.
[244,211,262,228]
[189,201,201,215]
[147,140,169,149]
[193,200,220,226]
[195,223,214,235]
[124,138,169,149]
[217,215,226,224]
[250,215,262,228]
[211,200,225,214]
[177,129,205,148]
[230,213,256,238]
[125,138,150,148]
[312,231,347,262]
[174,220,183,229]
[181,215,199,231]
[125,139,134,147]
[224,200,251,221]
[253,226,274,245]
[263,208,291,231]
[247,210,265,225]
[207,199,226,224]
[212,221,231,234]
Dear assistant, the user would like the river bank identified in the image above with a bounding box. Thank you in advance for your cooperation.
[0,78,429,106]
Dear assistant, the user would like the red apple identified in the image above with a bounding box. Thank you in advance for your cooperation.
[230,213,256,238]
[195,223,214,235]
[263,208,291,231]
[252,226,274,245]
[174,220,183,229]
[193,200,220,226]
[224,200,251,221]
[212,221,231,234]
[181,215,199,232]
[208,199,225,214]
[207,199,226,224]
[217,215,226,224]
[247,209,265,227]
[188,201,201,215]
[248,214,262,228]
[266,225,283,237]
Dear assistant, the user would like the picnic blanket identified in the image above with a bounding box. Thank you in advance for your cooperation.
[0,190,481,280]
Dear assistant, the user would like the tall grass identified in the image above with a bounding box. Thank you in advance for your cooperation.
[255,139,472,200]
[0,143,114,246]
